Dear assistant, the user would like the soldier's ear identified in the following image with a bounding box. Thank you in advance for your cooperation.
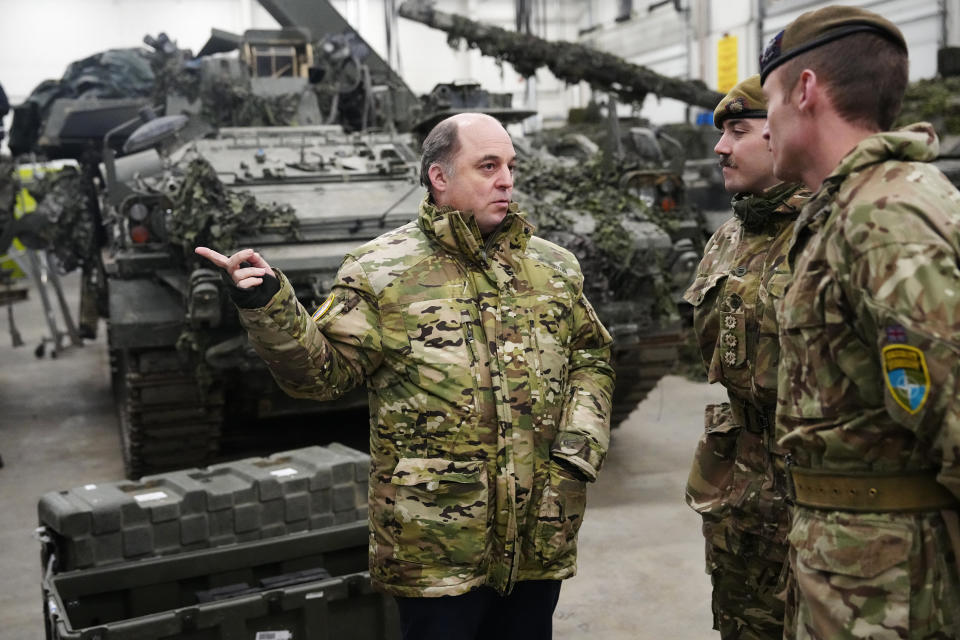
[428,163,447,194]
[796,69,818,113]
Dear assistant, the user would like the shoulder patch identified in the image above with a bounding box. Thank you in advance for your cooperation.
[885,324,907,343]
[882,344,930,414]
[312,294,335,321]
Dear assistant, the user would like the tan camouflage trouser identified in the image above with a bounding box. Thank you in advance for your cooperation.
[784,508,960,640]
[706,531,788,640]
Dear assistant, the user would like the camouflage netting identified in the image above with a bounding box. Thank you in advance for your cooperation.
[150,48,303,128]
[3,167,97,273]
[895,76,960,138]
[12,39,310,152]
[397,2,724,110]
[200,77,302,127]
[166,157,302,258]
[515,154,675,317]
[149,47,201,106]
[167,157,303,382]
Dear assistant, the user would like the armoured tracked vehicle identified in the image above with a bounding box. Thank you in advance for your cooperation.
[13,0,720,476]
[102,122,422,478]
[8,11,430,477]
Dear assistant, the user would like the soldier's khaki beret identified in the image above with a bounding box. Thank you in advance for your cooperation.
[759,6,906,84]
[713,75,766,129]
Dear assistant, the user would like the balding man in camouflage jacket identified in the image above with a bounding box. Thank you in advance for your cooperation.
[197,113,614,639]
[760,6,960,638]
[685,75,809,640]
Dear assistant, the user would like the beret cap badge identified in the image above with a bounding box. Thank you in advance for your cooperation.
[760,31,784,73]
[758,7,906,84]
[712,74,767,129]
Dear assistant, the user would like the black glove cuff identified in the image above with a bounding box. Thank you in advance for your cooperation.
[222,270,281,309]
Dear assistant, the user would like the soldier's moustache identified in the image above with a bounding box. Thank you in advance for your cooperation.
[719,155,737,169]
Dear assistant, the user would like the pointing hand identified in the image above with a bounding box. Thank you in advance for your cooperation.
[194,247,276,289]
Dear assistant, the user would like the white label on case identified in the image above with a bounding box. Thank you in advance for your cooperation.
[133,491,168,503]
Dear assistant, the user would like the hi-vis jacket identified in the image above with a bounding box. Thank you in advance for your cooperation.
[237,197,615,597]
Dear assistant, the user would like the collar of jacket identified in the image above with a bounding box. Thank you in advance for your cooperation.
[792,122,940,241]
[828,121,939,182]
[417,195,535,265]
[731,181,802,232]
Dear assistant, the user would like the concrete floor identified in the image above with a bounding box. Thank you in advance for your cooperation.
[0,270,724,639]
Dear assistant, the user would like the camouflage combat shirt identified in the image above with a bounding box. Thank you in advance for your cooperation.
[777,123,960,637]
[237,196,615,598]
[684,182,808,554]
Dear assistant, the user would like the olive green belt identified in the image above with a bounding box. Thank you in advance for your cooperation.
[790,468,959,512]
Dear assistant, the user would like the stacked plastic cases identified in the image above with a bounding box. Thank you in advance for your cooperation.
[38,444,369,571]
[38,444,400,640]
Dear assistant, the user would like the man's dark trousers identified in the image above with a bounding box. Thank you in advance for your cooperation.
[394,579,562,640]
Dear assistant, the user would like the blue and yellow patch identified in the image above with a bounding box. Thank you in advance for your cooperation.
[312,294,334,321]
[882,344,930,414]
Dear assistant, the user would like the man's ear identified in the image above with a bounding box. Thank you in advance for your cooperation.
[428,164,447,195]
[796,69,818,114]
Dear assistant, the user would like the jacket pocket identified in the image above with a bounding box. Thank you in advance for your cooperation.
[683,272,727,308]
[776,267,839,420]
[533,462,587,564]
[525,308,570,413]
[718,291,746,369]
[685,403,741,516]
[391,457,489,567]
[789,514,912,637]
[685,273,746,378]
[401,299,477,412]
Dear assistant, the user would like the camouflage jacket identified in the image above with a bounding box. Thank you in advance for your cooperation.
[777,124,960,478]
[778,124,960,637]
[238,196,614,598]
[683,183,808,551]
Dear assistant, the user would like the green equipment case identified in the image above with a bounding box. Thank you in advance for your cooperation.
[38,444,400,640]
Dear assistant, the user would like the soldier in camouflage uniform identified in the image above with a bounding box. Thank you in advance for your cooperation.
[685,74,809,640]
[759,6,960,639]
[196,112,614,640]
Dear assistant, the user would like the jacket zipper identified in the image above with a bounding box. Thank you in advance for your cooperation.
[480,215,513,265]
[461,307,483,417]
